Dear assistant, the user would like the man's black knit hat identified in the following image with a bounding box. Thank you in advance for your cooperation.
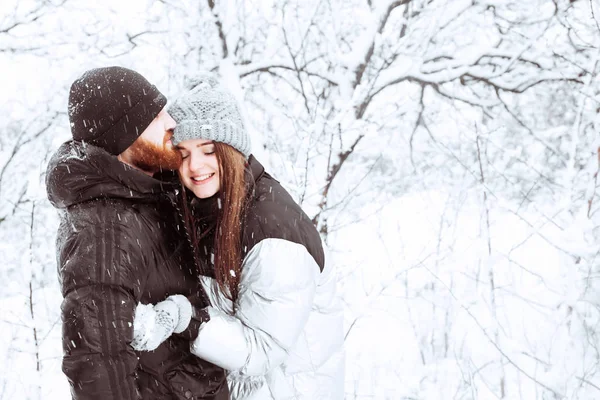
[68,66,167,155]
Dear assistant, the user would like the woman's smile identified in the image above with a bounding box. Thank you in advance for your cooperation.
[191,173,216,184]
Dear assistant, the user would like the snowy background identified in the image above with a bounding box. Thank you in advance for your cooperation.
[1,0,600,399]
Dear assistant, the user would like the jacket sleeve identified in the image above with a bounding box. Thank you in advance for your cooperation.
[59,216,144,400]
[190,238,320,376]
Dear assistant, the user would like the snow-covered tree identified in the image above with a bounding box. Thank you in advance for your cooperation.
[1,0,600,398]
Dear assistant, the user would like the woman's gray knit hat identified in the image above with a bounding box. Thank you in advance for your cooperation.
[169,73,251,158]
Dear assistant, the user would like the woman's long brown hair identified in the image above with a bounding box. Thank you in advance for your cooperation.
[180,142,249,303]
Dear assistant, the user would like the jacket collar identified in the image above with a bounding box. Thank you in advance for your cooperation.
[46,140,178,209]
[247,155,265,184]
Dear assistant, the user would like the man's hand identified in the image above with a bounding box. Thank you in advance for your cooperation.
[132,295,193,351]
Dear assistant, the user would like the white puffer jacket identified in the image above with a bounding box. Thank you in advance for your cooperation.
[193,239,344,399]
[189,157,345,399]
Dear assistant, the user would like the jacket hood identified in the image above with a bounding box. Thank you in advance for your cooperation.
[46,140,178,209]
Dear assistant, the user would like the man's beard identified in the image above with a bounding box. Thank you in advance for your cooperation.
[127,136,182,173]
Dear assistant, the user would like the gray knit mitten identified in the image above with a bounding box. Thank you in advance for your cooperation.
[131,295,193,351]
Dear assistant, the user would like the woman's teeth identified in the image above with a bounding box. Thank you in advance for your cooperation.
[192,173,214,182]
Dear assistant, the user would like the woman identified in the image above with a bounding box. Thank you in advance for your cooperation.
[132,75,345,399]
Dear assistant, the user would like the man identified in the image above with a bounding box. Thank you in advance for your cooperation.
[46,66,228,400]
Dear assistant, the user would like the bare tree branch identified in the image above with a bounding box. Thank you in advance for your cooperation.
[207,0,229,58]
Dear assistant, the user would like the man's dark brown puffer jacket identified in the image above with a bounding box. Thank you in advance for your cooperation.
[46,140,229,400]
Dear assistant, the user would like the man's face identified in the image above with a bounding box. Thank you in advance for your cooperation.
[122,109,182,173]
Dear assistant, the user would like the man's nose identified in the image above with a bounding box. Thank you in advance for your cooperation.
[165,112,177,131]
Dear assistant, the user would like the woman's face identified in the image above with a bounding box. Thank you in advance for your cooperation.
[177,139,221,199]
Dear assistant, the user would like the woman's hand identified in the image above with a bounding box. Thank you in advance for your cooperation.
[131,295,193,351]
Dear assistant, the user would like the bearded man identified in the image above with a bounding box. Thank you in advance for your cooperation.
[46,66,228,400]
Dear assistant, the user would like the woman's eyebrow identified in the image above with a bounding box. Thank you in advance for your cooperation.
[197,141,214,148]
